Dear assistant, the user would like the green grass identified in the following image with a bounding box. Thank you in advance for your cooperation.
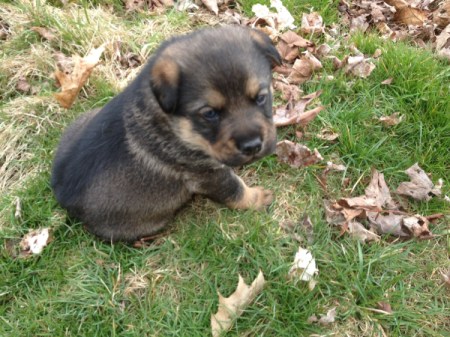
[1,1,449,336]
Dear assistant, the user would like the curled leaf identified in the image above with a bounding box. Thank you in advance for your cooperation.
[54,45,105,108]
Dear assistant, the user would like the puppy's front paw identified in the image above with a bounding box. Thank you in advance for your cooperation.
[250,186,274,210]
[228,185,274,210]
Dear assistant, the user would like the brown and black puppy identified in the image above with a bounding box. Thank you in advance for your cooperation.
[51,26,281,242]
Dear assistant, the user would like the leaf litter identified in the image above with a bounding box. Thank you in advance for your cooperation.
[339,0,450,60]
[324,166,442,242]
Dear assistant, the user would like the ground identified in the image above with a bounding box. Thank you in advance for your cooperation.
[0,1,449,336]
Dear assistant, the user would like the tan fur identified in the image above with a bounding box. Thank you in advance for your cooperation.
[205,89,226,109]
[226,176,273,210]
[245,76,261,98]
[151,58,179,87]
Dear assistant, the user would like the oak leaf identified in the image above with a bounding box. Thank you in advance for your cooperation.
[211,271,265,337]
[54,44,105,109]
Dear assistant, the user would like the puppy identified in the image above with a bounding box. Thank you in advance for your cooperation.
[51,26,281,242]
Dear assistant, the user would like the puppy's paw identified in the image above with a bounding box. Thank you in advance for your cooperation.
[250,186,274,210]
[228,185,274,210]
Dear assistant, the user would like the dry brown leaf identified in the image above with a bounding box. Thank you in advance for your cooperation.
[301,12,324,35]
[211,271,265,337]
[54,44,105,109]
[350,14,370,33]
[371,2,388,23]
[31,26,57,41]
[433,0,450,28]
[338,197,382,212]
[402,215,432,238]
[328,55,347,70]
[348,220,381,243]
[277,30,313,63]
[276,140,323,168]
[125,0,174,12]
[274,91,324,127]
[436,25,450,60]
[319,161,346,191]
[365,168,398,209]
[368,212,409,237]
[441,270,450,288]
[394,6,428,26]
[318,307,337,325]
[396,163,442,201]
[376,302,393,314]
[315,43,332,58]
[304,51,323,70]
[379,112,404,126]
[316,128,339,141]
[373,48,383,58]
[286,57,313,84]
[19,228,51,257]
[381,77,393,85]
[323,200,346,226]
[273,80,302,102]
[345,55,376,78]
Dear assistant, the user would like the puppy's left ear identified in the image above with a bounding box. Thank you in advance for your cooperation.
[249,29,282,68]
[150,57,180,113]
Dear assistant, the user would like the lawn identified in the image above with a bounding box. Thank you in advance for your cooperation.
[1,0,449,336]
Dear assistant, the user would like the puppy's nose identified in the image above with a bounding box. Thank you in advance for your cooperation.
[238,137,262,156]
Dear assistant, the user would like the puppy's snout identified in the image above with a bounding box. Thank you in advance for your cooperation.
[238,137,262,156]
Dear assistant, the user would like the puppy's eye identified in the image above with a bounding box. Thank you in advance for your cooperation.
[201,108,219,121]
[255,94,267,106]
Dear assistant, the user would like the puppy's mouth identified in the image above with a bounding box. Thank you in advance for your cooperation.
[219,140,276,167]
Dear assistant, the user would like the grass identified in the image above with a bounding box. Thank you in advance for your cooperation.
[1,1,449,336]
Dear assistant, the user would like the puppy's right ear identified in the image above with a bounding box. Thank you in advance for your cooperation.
[249,29,282,68]
[150,57,180,113]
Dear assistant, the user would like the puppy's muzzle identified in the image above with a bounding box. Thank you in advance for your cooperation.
[238,136,262,156]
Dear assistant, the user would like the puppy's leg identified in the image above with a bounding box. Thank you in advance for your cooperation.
[226,176,273,210]
[192,169,273,210]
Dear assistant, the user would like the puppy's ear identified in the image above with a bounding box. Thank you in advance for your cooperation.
[249,29,282,68]
[150,57,180,113]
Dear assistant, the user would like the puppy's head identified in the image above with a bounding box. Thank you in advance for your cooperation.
[150,26,281,167]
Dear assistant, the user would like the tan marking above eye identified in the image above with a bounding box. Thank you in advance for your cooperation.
[245,77,261,98]
[205,89,226,109]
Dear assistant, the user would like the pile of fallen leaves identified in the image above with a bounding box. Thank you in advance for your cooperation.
[324,164,443,243]
[339,0,450,59]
